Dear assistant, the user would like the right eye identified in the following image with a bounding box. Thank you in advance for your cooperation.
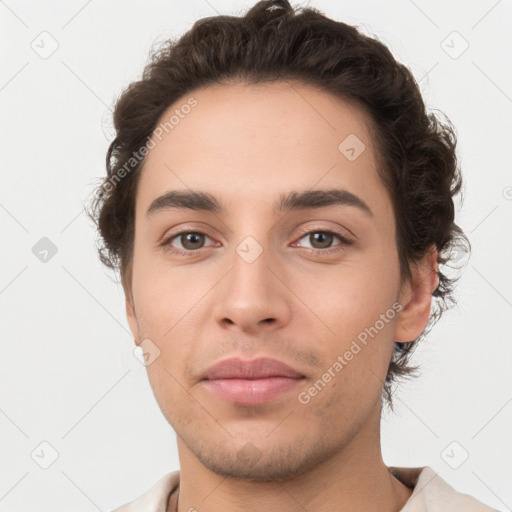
[161,231,216,254]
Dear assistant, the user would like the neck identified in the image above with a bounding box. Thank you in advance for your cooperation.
[172,405,413,512]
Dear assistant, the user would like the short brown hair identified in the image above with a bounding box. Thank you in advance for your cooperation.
[87,0,470,411]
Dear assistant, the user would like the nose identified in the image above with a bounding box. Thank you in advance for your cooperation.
[212,241,292,335]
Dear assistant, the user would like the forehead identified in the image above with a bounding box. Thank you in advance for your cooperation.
[136,80,388,219]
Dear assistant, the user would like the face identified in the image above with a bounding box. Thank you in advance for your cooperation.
[125,80,435,481]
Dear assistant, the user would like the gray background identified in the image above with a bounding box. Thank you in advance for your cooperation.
[0,0,511,510]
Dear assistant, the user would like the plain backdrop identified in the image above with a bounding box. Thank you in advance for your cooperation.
[0,0,511,510]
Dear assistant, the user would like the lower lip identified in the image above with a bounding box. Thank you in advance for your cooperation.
[202,377,304,405]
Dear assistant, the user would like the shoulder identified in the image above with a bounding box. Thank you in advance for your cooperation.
[393,466,500,512]
[111,471,180,512]
[110,467,500,512]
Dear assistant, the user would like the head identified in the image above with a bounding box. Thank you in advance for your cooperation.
[88,0,469,481]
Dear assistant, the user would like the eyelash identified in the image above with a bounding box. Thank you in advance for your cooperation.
[160,227,352,256]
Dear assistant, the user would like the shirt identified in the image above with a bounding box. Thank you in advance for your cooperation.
[111,466,500,511]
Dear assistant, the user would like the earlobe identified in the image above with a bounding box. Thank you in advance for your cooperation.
[394,246,439,343]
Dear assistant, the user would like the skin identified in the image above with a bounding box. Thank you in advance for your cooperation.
[125,80,438,512]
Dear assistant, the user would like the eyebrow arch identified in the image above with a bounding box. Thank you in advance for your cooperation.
[145,188,373,218]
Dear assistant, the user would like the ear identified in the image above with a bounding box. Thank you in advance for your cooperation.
[394,245,439,343]
[125,287,141,347]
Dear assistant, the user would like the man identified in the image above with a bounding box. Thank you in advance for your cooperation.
[89,1,498,510]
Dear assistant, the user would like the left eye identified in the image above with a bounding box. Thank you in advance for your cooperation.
[295,230,346,250]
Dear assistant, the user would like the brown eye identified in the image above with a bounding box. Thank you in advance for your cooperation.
[179,232,205,250]
[163,231,214,253]
[297,230,343,250]
[307,232,335,249]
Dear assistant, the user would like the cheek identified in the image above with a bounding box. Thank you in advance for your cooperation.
[299,258,399,337]
[301,255,400,390]
[131,262,202,367]
[131,257,195,334]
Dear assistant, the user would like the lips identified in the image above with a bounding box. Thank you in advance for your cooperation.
[201,357,304,380]
[201,357,305,406]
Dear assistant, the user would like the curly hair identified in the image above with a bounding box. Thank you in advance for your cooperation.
[87,0,470,412]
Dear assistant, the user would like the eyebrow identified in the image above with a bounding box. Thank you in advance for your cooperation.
[145,188,373,218]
